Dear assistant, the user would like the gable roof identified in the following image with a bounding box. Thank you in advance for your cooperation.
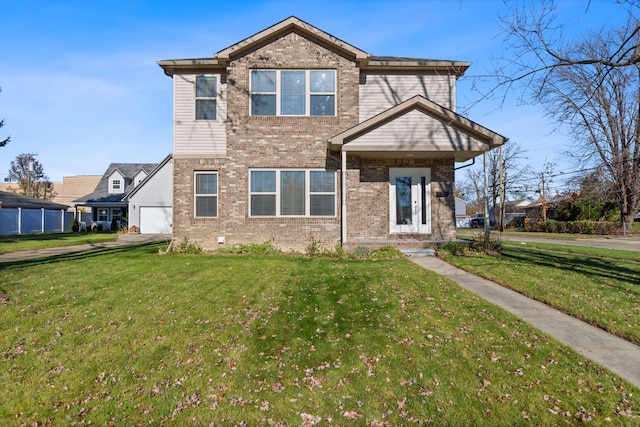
[125,154,173,200]
[329,95,507,162]
[73,162,158,205]
[158,17,470,77]
[0,190,68,210]
[217,16,368,63]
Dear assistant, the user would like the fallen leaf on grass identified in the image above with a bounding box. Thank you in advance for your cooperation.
[343,410,362,420]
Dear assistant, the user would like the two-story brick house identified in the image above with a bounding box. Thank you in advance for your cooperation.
[158,16,506,252]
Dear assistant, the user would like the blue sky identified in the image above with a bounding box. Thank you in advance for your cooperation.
[0,0,630,192]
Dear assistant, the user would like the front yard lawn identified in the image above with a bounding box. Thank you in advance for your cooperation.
[1,245,638,425]
[440,243,640,346]
[0,232,118,254]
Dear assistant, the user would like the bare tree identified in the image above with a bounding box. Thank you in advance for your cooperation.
[486,141,530,226]
[458,140,529,224]
[480,0,640,226]
[460,166,484,214]
[7,154,56,200]
[0,87,9,148]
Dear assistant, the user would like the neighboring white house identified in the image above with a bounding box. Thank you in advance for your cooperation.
[126,155,173,234]
[455,197,471,228]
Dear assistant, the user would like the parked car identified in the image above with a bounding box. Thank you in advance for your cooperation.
[470,217,485,228]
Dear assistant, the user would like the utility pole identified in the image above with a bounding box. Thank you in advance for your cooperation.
[540,172,547,223]
[24,153,38,198]
[483,152,490,245]
[499,145,504,232]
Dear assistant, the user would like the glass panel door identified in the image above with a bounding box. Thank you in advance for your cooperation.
[395,176,413,226]
[389,168,431,234]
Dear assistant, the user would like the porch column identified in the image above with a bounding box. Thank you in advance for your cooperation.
[341,149,347,245]
[41,208,45,233]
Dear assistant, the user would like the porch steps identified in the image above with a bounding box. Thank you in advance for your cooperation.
[400,248,435,257]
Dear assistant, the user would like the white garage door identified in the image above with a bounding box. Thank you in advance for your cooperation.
[140,207,172,234]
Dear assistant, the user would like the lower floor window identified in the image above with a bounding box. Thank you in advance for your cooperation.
[195,172,218,217]
[250,169,336,217]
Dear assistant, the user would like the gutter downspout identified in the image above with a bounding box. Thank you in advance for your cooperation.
[341,149,347,246]
[454,157,475,170]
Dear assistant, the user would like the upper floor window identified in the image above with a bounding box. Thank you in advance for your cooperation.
[250,70,335,116]
[194,172,218,217]
[196,75,217,120]
[110,179,121,192]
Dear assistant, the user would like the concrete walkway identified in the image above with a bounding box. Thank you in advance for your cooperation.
[411,256,640,389]
[0,233,170,263]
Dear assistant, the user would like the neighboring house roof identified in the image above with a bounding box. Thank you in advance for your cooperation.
[0,190,68,210]
[124,154,173,200]
[73,162,158,205]
[158,16,470,77]
[329,95,508,161]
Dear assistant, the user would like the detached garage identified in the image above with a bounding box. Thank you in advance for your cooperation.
[126,155,173,235]
[0,191,71,234]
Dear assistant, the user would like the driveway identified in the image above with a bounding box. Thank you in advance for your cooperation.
[0,233,170,263]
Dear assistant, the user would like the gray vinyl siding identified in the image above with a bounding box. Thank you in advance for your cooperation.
[174,73,227,157]
[128,159,173,229]
[348,110,483,151]
[359,73,455,121]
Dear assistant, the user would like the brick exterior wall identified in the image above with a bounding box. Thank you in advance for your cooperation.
[344,158,456,248]
[173,32,359,251]
[172,29,459,252]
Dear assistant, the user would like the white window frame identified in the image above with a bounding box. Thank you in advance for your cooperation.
[194,172,218,218]
[250,70,336,116]
[97,208,108,222]
[249,169,336,217]
[195,75,217,120]
[111,179,121,191]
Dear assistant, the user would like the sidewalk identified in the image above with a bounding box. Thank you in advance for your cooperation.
[411,256,640,389]
[0,233,170,263]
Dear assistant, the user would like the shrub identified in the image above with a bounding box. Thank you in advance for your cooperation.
[72,217,79,232]
[367,246,404,260]
[438,240,469,256]
[439,236,501,256]
[111,217,118,232]
[305,234,322,257]
[167,237,203,254]
[468,234,502,254]
[545,220,558,233]
[353,246,370,257]
[524,219,546,232]
[574,220,595,234]
[217,241,281,255]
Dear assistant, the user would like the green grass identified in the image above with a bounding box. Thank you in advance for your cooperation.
[440,244,640,345]
[502,239,640,261]
[1,246,638,425]
[459,231,621,241]
[0,232,118,254]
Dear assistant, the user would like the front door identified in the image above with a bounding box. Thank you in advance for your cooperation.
[389,168,431,234]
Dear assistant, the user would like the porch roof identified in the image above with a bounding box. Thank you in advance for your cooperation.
[329,95,508,162]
